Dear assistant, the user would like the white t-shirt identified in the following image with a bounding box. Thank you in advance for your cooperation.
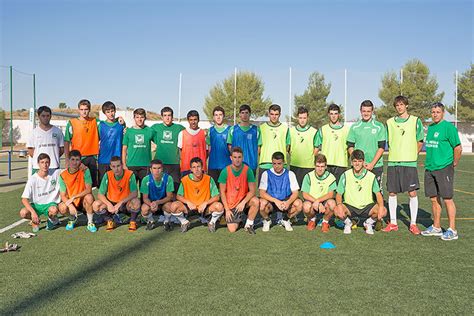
[259,168,299,191]
[22,169,61,205]
[27,125,64,169]
[177,128,208,149]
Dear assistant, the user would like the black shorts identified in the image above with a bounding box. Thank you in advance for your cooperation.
[98,163,111,186]
[290,166,313,188]
[82,156,98,188]
[424,164,455,199]
[128,166,148,186]
[345,203,375,218]
[162,164,180,192]
[372,166,384,194]
[327,165,347,184]
[207,169,222,185]
[386,166,420,193]
[227,208,249,224]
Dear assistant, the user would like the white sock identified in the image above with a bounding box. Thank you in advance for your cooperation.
[409,196,418,225]
[163,211,172,223]
[344,217,352,225]
[388,195,398,225]
[322,219,328,224]
[175,212,188,224]
[245,219,254,227]
[210,211,223,224]
[147,213,154,221]
[310,217,316,222]
[87,213,93,224]
[365,217,376,225]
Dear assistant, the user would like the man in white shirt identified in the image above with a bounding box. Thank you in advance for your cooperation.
[27,106,64,172]
[19,153,61,232]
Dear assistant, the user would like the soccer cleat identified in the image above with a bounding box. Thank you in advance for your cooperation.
[146,220,156,231]
[180,220,191,233]
[244,225,256,235]
[32,224,40,233]
[382,223,399,232]
[307,219,316,231]
[163,221,172,232]
[282,220,293,232]
[321,222,330,233]
[46,218,58,231]
[106,220,116,231]
[409,224,421,235]
[65,218,77,231]
[87,223,97,233]
[262,219,271,232]
[208,222,216,233]
[421,225,443,237]
[374,219,384,231]
[343,223,352,234]
[112,213,122,225]
[128,221,137,232]
[364,221,374,235]
[441,228,458,241]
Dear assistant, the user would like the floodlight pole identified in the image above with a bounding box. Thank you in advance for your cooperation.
[233,67,237,125]
[289,67,292,127]
[178,73,182,123]
[9,66,13,154]
[344,68,347,124]
[33,73,36,128]
[455,70,458,127]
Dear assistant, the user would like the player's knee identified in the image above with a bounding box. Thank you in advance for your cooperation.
[249,197,259,208]
[326,199,336,211]
[58,203,67,214]
[19,208,28,218]
[92,200,102,211]
[408,191,417,198]
[259,199,267,211]
[84,194,94,205]
[162,202,172,213]
[293,199,302,209]
[141,204,150,215]
[48,206,58,216]
[303,202,312,214]
[130,198,141,210]
[227,224,238,233]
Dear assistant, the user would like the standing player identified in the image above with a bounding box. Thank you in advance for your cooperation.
[334,150,386,235]
[152,106,184,192]
[19,154,61,232]
[314,104,349,183]
[64,99,100,187]
[171,157,223,233]
[289,106,318,187]
[227,104,261,175]
[93,156,141,232]
[177,110,207,176]
[259,152,302,232]
[301,154,337,232]
[122,108,156,188]
[383,96,424,235]
[422,103,462,241]
[219,147,259,234]
[140,159,174,231]
[207,106,231,184]
[58,150,96,232]
[27,106,64,173]
[347,100,386,189]
[97,101,125,185]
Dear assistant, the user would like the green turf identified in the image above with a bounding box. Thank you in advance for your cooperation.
[1,156,473,314]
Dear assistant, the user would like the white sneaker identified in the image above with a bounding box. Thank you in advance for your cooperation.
[344,223,352,234]
[364,221,374,235]
[281,220,293,232]
[262,219,271,232]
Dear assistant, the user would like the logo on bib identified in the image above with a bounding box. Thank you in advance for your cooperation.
[163,131,172,141]
[135,134,144,144]
[434,132,439,138]
[372,129,377,134]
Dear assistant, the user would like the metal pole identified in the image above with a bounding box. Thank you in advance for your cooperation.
[455,70,458,127]
[33,74,36,128]
[289,67,292,127]
[344,68,347,124]
[233,67,237,125]
[178,73,182,123]
[9,66,13,154]
[400,68,403,95]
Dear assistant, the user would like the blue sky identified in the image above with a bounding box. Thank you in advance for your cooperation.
[0,0,472,120]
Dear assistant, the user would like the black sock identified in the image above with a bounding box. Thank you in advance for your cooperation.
[283,213,289,221]
[130,212,138,222]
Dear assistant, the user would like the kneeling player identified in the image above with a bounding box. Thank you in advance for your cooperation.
[92,156,141,232]
[259,151,302,232]
[140,159,174,230]
[58,150,96,232]
[219,147,259,234]
[20,153,61,232]
[302,154,337,232]
[334,150,386,235]
[170,157,223,233]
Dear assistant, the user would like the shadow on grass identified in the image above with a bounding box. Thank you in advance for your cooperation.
[1,227,174,314]
[398,204,433,228]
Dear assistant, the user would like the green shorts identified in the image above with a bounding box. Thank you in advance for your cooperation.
[31,202,58,216]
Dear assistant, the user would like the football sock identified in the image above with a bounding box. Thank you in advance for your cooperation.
[175,212,187,224]
[130,211,138,222]
[322,219,329,223]
[210,211,223,224]
[409,196,418,225]
[344,217,352,226]
[86,213,93,224]
[163,211,172,223]
[388,195,398,225]
[310,217,316,222]
[245,219,254,227]
[147,213,154,221]
[276,211,283,221]
[68,215,77,221]
[365,217,376,225]
[283,213,289,221]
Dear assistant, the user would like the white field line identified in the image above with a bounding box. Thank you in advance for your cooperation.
[0,219,28,234]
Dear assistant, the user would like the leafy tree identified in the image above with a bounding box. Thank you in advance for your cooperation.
[377,59,444,123]
[456,64,474,122]
[204,71,272,121]
[293,72,331,127]
[58,102,67,109]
